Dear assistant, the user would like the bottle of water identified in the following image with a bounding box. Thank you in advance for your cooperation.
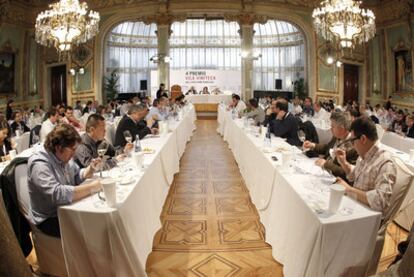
[263,125,272,149]
[134,134,142,152]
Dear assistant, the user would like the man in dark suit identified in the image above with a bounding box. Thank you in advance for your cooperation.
[406,115,414,138]
[114,104,157,148]
[269,100,301,146]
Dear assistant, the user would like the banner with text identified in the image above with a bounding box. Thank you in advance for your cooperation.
[170,69,241,95]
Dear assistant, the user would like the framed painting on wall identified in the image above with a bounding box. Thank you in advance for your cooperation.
[394,49,413,92]
[0,51,15,94]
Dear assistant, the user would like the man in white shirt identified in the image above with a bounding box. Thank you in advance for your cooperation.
[313,101,330,120]
[40,107,59,142]
[146,96,169,121]
[229,94,246,117]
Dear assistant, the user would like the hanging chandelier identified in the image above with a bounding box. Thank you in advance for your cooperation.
[35,0,100,53]
[312,0,375,48]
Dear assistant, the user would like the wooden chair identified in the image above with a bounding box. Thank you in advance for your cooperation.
[365,157,414,276]
[0,189,32,277]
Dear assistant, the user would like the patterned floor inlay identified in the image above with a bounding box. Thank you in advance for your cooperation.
[147,120,283,276]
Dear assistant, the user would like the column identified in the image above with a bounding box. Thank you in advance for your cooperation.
[240,24,254,101]
[156,24,170,90]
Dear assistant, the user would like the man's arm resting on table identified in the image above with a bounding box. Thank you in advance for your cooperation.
[72,179,101,202]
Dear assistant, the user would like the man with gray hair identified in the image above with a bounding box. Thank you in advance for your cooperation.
[303,111,358,180]
[114,104,157,147]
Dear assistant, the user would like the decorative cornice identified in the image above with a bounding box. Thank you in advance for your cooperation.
[224,12,269,25]
[140,12,186,25]
[0,0,10,27]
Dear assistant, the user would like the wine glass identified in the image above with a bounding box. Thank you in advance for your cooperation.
[298,129,306,151]
[123,130,132,144]
[97,140,109,177]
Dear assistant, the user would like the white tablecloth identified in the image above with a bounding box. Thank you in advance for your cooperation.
[186,94,232,104]
[381,131,414,154]
[217,106,381,277]
[58,105,196,277]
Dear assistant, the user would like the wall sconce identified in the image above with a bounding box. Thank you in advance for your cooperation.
[323,42,342,68]
[69,67,85,76]
[150,54,171,63]
[240,50,262,60]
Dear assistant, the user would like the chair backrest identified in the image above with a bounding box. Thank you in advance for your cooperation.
[16,132,30,154]
[29,125,41,146]
[380,157,414,235]
[105,122,115,145]
[376,124,385,141]
[14,164,33,225]
[0,189,33,277]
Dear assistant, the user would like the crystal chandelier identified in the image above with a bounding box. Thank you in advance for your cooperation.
[312,0,375,48]
[35,0,100,53]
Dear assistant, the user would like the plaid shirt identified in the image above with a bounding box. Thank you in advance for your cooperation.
[347,142,396,214]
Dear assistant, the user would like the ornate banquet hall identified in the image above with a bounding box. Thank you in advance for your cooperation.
[1,0,414,276]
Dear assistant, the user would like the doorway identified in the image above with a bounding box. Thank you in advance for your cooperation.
[343,64,359,104]
[50,65,67,106]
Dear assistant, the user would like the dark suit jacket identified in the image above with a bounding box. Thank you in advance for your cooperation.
[311,136,359,181]
[407,127,414,138]
[114,115,151,147]
[269,113,301,146]
[10,122,30,136]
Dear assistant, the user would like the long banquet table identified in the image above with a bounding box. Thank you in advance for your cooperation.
[58,105,196,277]
[217,105,381,277]
[185,94,232,105]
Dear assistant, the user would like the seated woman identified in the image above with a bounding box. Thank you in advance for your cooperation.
[0,120,13,160]
[200,86,210,94]
[10,111,30,136]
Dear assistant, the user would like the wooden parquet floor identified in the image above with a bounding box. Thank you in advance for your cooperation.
[146,120,283,276]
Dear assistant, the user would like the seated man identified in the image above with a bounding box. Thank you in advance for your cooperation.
[114,104,157,148]
[302,97,314,117]
[335,117,396,214]
[263,99,277,127]
[269,100,301,146]
[303,111,358,180]
[74,114,132,170]
[391,109,407,134]
[406,115,414,138]
[313,101,330,120]
[228,94,246,117]
[146,96,169,121]
[244,98,265,125]
[10,111,30,136]
[40,107,59,142]
[28,124,101,237]
[186,86,197,95]
[61,106,85,131]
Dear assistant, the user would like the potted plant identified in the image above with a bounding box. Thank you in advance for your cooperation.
[104,69,119,101]
[293,78,308,99]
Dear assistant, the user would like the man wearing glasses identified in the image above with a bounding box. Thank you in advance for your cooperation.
[335,117,397,214]
[28,124,101,237]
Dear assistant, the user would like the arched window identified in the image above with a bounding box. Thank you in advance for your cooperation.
[170,19,241,70]
[253,20,305,91]
[105,21,157,93]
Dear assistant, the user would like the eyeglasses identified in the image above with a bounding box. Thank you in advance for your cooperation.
[349,136,362,144]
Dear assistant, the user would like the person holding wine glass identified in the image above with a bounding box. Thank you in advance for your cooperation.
[302,111,358,181]
[28,124,102,237]
[74,114,132,170]
[114,104,157,148]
